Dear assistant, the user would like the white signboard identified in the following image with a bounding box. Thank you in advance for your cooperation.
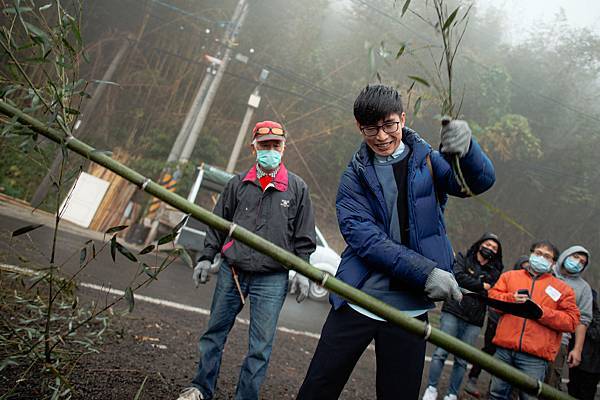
[59,172,110,228]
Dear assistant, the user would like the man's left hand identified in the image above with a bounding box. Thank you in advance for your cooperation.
[440,119,472,157]
[290,273,310,303]
[567,349,582,368]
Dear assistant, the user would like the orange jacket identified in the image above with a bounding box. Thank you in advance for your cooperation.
[489,269,580,361]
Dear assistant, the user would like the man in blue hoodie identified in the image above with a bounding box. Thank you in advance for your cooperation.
[545,245,593,390]
[296,84,495,400]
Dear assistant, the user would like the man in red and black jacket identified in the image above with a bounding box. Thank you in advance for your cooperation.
[178,121,316,400]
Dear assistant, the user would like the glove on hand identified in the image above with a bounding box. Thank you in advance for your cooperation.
[193,260,211,287]
[425,267,463,302]
[440,118,472,157]
[290,273,310,303]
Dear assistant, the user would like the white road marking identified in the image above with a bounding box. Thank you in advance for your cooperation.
[2,263,448,363]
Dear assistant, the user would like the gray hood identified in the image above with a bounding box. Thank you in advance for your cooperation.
[555,245,590,277]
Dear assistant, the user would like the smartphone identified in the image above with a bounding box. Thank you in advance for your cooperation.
[517,289,530,297]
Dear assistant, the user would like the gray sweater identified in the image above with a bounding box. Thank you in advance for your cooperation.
[554,245,593,344]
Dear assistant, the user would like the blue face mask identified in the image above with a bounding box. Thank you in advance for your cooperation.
[256,149,281,170]
[563,256,584,274]
[529,254,552,274]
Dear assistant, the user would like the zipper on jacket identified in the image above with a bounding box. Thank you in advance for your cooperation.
[518,275,538,352]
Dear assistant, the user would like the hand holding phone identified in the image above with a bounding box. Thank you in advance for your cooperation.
[514,288,530,303]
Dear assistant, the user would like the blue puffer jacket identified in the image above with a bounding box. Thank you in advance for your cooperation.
[331,127,495,309]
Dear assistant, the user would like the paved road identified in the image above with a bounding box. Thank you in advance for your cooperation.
[0,204,332,335]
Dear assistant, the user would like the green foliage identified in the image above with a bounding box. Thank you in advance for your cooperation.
[476,114,542,161]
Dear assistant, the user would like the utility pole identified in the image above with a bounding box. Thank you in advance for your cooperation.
[226,68,269,173]
[178,0,248,163]
[143,0,248,245]
[30,38,131,208]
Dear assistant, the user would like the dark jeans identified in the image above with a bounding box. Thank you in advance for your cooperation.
[297,305,427,400]
[469,316,498,380]
[489,347,548,400]
[191,262,288,400]
[568,367,600,400]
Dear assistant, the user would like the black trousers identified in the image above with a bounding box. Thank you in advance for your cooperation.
[297,305,427,400]
[568,367,600,400]
[468,317,498,379]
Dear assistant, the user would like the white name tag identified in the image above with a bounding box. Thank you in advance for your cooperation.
[545,285,562,302]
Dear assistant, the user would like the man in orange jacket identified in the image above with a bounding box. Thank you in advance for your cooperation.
[488,240,580,400]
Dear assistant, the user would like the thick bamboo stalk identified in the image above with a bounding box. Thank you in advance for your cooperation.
[0,99,574,400]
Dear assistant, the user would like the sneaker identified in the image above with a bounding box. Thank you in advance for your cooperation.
[443,395,457,400]
[422,386,438,400]
[464,378,481,398]
[177,387,204,400]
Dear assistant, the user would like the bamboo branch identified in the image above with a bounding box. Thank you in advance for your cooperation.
[0,99,572,400]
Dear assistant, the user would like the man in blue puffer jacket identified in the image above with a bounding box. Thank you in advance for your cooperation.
[297,84,495,400]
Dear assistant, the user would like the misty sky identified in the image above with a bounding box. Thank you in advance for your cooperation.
[479,0,600,42]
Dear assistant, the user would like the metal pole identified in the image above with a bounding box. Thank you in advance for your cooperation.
[0,100,575,400]
[178,0,248,163]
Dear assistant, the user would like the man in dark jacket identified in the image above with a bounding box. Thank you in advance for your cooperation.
[178,121,316,400]
[424,233,503,400]
[296,84,495,400]
[568,289,600,400]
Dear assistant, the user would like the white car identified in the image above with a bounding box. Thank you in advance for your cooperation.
[289,226,340,301]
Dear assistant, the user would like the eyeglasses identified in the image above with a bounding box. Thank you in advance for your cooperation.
[254,126,285,136]
[532,249,554,262]
[360,121,401,137]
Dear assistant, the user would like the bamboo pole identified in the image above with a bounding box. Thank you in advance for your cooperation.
[0,99,574,400]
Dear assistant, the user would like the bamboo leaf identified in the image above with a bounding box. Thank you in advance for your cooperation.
[110,235,117,262]
[92,79,121,87]
[172,216,188,234]
[396,44,406,59]
[12,224,43,237]
[139,245,155,255]
[2,6,33,14]
[401,0,411,17]
[105,225,128,235]
[414,96,422,115]
[408,75,430,87]
[157,232,177,246]
[79,247,86,265]
[124,287,134,313]
[116,242,137,262]
[133,376,148,400]
[442,6,460,32]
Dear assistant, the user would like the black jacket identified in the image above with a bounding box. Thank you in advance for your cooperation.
[200,164,317,273]
[571,289,600,373]
[442,233,504,327]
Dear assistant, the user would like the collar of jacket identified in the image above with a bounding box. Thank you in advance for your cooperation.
[242,163,289,192]
[348,127,429,235]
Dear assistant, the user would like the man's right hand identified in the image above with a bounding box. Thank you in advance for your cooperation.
[193,260,212,287]
[425,268,463,302]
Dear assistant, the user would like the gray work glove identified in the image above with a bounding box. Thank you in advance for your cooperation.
[193,260,211,287]
[289,273,310,303]
[424,267,463,302]
[440,118,472,157]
